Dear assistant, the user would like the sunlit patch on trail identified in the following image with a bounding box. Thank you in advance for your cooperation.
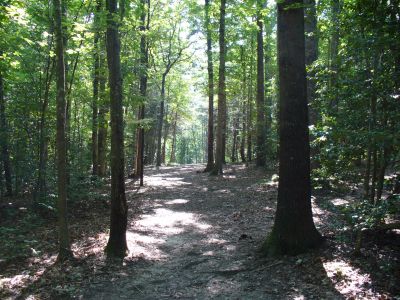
[128,206,212,260]
[330,197,350,206]
[165,199,189,205]
[127,231,167,260]
[148,176,191,188]
[323,259,384,298]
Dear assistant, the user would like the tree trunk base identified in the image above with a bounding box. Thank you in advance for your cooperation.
[56,248,74,262]
[261,228,323,256]
[105,239,128,259]
[203,164,214,173]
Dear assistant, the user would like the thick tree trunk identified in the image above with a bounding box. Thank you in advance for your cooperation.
[212,0,226,175]
[0,70,12,197]
[54,0,72,261]
[263,0,322,256]
[204,0,214,172]
[105,0,128,258]
[256,1,266,167]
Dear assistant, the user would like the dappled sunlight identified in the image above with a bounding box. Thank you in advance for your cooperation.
[127,231,167,260]
[0,254,57,299]
[165,199,189,205]
[138,208,211,234]
[323,259,383,298]
[147,176,192,188]
[331,198,350,206]
[126,204,213,260]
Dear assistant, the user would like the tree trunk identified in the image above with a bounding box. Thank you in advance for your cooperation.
[170,111,178,163]
[231,117,238,163]
[161,114,169,165]
[36,55,54,203]
[204,0,214,172]
[105,0,128,258]
[212,0,226,175]
[156,74,166,167]
[256,0,266,167]
[0,69,12,197]
[92,0,101,176]
[97,35,108,177]
[247,37,255,162]
[329,0,340,111]
[134,0,149,186]
[263,0,322,256]
[54,0,72,261]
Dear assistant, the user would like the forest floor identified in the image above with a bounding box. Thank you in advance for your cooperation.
[1,164,399,299]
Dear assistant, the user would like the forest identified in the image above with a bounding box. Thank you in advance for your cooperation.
[0,0,399,298]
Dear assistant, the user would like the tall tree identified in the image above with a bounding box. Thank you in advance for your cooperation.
[204,0,214,172]
[92,0,102,176]
[212,0,226,175]
[53,0,72,261]
[97,35,108,177]
[105,0,128,258]
[256,0,266,167]
[262,0,322,255]
[134,0,149,186]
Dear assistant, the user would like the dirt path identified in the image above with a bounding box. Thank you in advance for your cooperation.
[83,165,344,299]
[2,164,395,299]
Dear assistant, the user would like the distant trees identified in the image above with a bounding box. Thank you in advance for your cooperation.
[262,0,322,255]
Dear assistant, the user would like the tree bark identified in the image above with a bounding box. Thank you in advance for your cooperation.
[105,0,128,258]
[54,0,72,261]
[204,0,214,172]
[263,0,322,256]
[212,0,226,175]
